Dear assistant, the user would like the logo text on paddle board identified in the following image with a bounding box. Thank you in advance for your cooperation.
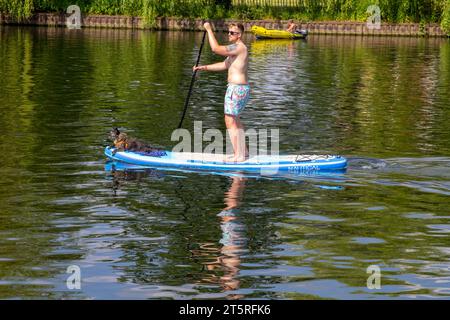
[366,265,381,289]
[66,5,82,29]
[66,265,81,289]
[171,121,280,175]
[366,5,381,30]
[288,165,319,174]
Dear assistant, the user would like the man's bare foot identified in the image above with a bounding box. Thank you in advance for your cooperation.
[224,155,248,163]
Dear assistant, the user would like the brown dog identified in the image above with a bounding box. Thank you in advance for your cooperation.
[109,128,166,156]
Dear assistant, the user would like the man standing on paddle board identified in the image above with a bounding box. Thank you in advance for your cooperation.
[193,22,250,162]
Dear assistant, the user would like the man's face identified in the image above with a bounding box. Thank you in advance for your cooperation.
[228,27,241,42]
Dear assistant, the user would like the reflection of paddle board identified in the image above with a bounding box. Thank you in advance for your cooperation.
[104,147,347,173]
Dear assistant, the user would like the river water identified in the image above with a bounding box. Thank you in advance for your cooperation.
[0,26,449,299]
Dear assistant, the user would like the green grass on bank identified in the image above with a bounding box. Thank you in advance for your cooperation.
[1,0,450,34]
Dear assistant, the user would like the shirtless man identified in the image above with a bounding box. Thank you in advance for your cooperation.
[193,22,249,162]
[286,20,298,33]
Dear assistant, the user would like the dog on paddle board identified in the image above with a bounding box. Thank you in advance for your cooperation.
[109,128,166,157]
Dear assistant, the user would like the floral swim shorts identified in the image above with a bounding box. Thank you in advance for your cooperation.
[224,83,250,116]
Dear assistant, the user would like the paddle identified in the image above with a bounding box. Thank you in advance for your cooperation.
[177,30,207,129]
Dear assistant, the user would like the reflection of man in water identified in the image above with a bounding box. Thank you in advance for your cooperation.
[203,176,246,296]
[217,176,246,292]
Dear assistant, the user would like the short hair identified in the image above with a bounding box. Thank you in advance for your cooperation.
[229,23,244,34]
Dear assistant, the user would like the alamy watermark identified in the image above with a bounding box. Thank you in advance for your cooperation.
[366,5,381,30]
[66,5,82,29]
[171,121,280,175]
[66,265,81,289]
[366,265,381,289]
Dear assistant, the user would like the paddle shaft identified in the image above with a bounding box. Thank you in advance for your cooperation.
[177,30,207,129]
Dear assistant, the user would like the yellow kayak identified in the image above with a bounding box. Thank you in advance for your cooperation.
[251,25,308,39]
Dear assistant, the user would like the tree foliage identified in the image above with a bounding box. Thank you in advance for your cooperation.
[0,0,449,27]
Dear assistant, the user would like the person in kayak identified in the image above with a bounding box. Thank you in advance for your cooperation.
[193,22,250,162]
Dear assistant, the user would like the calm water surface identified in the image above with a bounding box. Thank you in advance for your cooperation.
[0,26,449,299]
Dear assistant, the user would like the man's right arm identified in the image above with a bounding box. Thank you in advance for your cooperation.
[203,22,241,57]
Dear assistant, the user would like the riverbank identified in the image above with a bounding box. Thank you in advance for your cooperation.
[0,13,447,37]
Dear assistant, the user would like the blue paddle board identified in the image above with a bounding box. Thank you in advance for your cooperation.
[104,147,347,173]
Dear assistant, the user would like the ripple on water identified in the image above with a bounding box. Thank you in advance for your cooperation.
[240,265,314,277]
[289,213,345,222]
[81,204,130,217]
[351,237,386,244]
[366,206,388,211]
[427,224,450,234]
